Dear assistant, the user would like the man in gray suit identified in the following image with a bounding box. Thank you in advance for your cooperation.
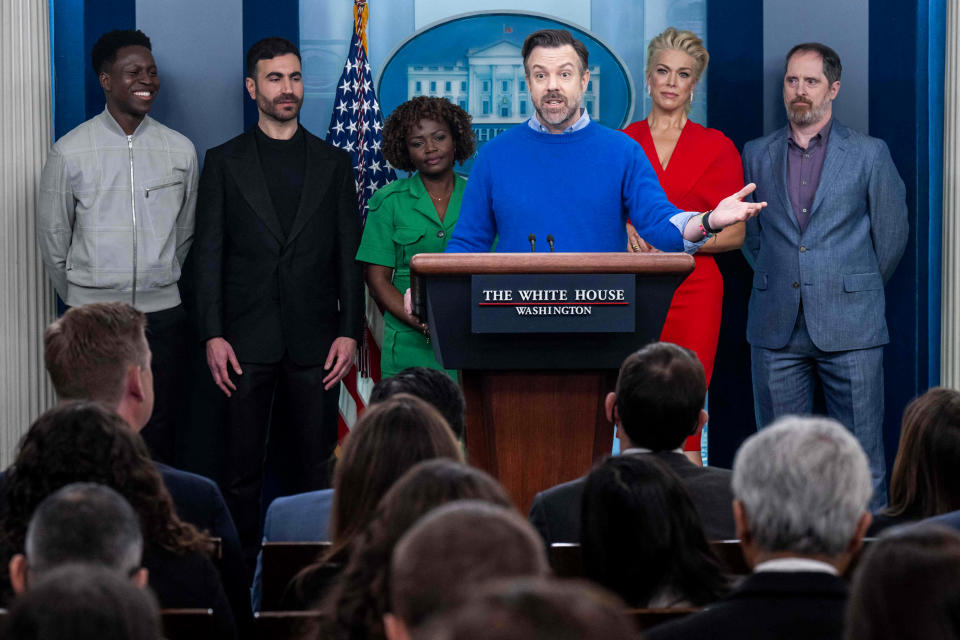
[528,342,735,544]
[742,43,908,506]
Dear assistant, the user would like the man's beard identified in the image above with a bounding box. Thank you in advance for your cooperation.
[535,91,579,128]
[259,93,302,122]
[786,96,831,125]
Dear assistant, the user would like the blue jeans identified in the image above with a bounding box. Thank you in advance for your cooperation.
[751,310,887,510]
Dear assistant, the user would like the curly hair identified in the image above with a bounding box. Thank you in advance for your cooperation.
[381,97,475,172]
[314,460,512,640]
[0,402,210,559]
[91,29,152,75]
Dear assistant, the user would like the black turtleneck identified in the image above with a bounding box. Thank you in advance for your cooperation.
[254,125,306,237]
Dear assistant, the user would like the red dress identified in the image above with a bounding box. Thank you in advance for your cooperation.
[622,120,744,451]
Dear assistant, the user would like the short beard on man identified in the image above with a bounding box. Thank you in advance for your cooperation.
[258,92,302,123]
[536,91,579,128]
[786,96,831,126]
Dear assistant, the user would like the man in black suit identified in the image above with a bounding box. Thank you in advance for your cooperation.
[194,37,362,561]
[647,416,873,640]
[38,302,252,635]
[528,342,736,543]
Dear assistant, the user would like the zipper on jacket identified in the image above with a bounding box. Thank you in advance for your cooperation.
[128,135,138,307]
[145,180,183,198]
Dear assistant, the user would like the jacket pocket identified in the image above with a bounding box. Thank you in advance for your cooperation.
[141,177,186,287]
[752,271,768,290]
[144,180,183,198]
[393,226,426,264]
[843,272,883,292]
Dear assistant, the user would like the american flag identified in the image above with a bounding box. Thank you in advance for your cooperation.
[326,0,395,438]
[326,0,396,227]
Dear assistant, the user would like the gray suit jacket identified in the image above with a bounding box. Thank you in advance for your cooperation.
[742,121,907,351]
[528,451,736,544]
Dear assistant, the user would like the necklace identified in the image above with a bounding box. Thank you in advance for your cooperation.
[427,185,453,202]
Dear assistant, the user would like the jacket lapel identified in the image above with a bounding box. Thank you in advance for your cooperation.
[409,174,442,226]
[810,122,850,216]
[226,130,285,245]
[766,128,798,232]
[285,132,335,248]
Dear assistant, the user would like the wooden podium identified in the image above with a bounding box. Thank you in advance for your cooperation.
[410,253,694,512]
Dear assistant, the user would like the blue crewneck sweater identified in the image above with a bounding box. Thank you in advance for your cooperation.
[446,120,686,253]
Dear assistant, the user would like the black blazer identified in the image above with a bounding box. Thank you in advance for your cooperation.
[646,571,848,640]
[156,463,252,637]
[142,543,237,640]
[194,126,363,365]
[528,451,736,544]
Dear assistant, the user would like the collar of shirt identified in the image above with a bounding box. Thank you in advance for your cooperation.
[527,108,590,134]
[787,117,833,150]
[621,447,685,456]
[753,557,839,575]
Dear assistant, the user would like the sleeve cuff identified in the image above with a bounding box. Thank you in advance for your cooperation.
[670,211,708,254]
[355,247,395,267]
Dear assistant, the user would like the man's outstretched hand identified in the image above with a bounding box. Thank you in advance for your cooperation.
[683,183,767,242]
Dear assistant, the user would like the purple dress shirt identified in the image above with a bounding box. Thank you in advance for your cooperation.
[787,119,832,232]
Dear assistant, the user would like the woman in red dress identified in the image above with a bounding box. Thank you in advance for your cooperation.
[623,27,745,465]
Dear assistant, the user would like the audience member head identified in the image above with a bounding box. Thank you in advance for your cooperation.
[44,302,152,431]
[732,416,872,570]
[385,501,547,640]
[418,578,636,640]
[1,402,208,559]
[580,455,728,607]
[846,525,960,640]
[607,342,707,450]
[886,388,960,520]
[328,394,463,557]
[320,460,512,640]
[9,483,145,594]
[4,563,161,640]
[370,368,467,440]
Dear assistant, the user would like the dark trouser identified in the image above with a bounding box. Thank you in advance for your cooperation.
[140,305,189,465]
[221,352,339,564]
[751,307,887,510]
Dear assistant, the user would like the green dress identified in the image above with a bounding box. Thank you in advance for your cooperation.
[355,173,466,379]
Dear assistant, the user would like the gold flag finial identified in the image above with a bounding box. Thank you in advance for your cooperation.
[354,0,368,52]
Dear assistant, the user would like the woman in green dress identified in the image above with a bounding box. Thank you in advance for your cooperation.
[356,96,475,378]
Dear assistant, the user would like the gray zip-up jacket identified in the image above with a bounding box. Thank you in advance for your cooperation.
[37,109,198,312]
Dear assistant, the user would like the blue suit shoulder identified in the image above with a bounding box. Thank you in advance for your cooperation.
[153,462,230,534]
[264,489,334,542]
[743,127,784,160]
[155,461,220,496]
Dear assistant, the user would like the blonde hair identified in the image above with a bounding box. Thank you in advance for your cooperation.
[645,27,709,84]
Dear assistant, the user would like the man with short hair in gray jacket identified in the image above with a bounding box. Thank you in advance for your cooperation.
[36,29,198,464]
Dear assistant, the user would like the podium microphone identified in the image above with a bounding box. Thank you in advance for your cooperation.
[546,234,555,252]
[528,233,536,252]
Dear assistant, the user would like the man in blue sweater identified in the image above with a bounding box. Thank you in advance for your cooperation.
[446,29,762,254]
